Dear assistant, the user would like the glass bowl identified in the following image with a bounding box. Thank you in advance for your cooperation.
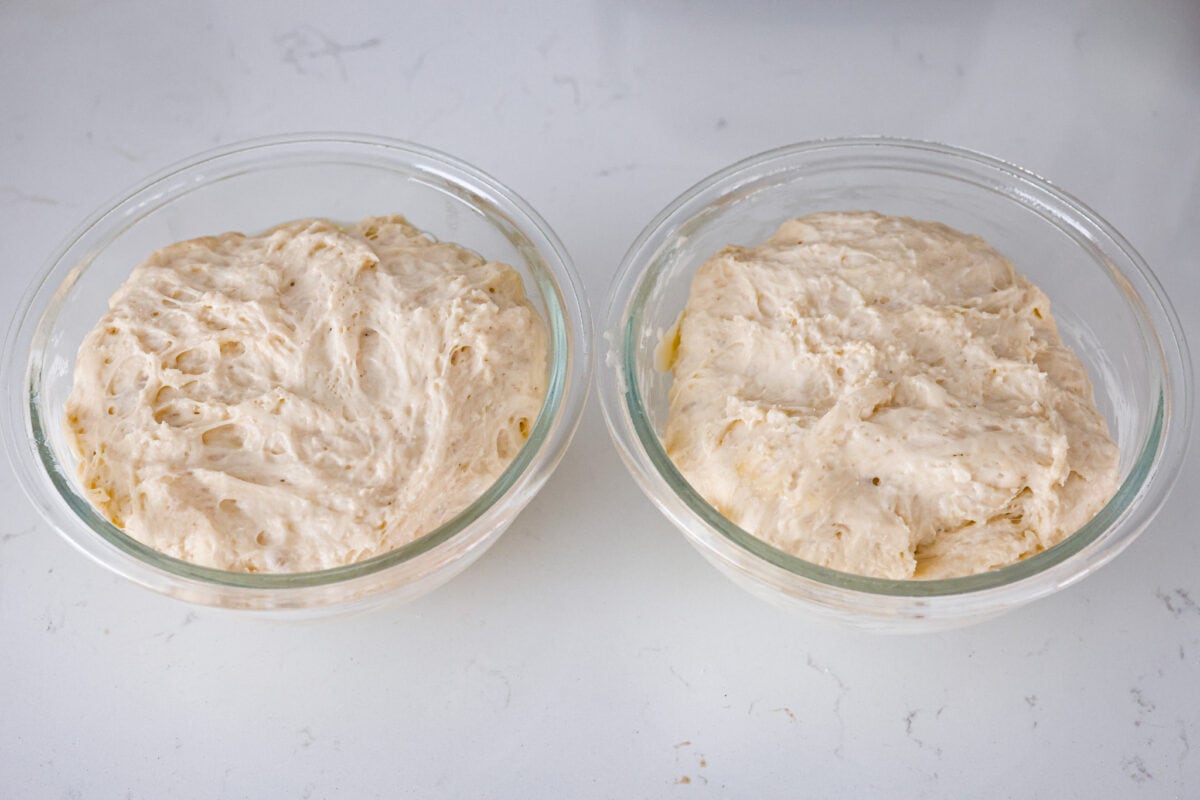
[2,133,591,613]
[599,137,1191,632]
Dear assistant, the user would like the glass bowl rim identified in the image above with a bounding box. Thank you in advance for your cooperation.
[600,135,1192,602]
[3,131,593,593]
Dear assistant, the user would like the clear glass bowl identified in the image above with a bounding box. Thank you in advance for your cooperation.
[599,137,1191,632]
[2,133,592,613]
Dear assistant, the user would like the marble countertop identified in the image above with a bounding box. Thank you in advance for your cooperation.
[2,2,1197,797]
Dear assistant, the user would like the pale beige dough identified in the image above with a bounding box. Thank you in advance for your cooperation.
[662,211,1118,579]
[66,215,547,573]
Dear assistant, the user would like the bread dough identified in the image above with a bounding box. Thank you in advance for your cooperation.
[66,215,547,573]
[662,211,1118,579]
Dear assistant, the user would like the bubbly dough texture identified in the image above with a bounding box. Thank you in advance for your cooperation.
[663,212,1118,579]
[66,216,547,573]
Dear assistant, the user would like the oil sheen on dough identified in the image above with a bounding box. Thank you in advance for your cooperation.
[66,216,547,573]
[662,211,1118,579]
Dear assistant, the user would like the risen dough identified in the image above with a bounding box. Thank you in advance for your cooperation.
[66,215,547,573]
[662,211,1118,579]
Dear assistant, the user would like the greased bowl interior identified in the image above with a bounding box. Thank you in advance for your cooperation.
[3,133,591,613]
[599,138,1190,631]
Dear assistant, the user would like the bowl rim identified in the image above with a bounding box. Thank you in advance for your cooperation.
[2,131,593,596]
[599,135,1192,605]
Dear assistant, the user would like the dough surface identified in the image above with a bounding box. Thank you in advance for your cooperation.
[662,211,1118,579]
[66,215,547,573]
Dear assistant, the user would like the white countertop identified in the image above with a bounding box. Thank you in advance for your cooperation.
[2,2,1198,797]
